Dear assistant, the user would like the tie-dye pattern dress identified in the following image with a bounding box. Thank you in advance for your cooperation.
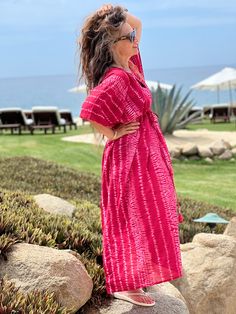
[79,49,183,294]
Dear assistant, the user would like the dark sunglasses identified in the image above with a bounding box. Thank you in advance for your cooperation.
[114,28,136,44]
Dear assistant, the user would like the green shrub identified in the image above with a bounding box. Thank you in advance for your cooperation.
[177,194,235,243]
[0,156,101,205]
[0,156,235,312]
[0,189,105,310]
[0,275,74,313]
[0,234,20,261]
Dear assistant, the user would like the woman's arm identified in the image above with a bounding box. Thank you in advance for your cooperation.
[125,12,142,43]
[90,121,115,140]
[97,5,142,43]
[89,120,140,141]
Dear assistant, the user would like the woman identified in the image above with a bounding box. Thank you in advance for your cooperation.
[78,4,183,307]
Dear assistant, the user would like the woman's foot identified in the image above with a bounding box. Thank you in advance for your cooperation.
[113,288,155,307]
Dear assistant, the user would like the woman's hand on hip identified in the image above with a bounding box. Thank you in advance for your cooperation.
[112,121,140,140]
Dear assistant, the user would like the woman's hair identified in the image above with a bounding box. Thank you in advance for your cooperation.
[77,5,127,92]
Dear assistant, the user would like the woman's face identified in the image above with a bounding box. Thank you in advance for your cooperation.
[112,22,139,60]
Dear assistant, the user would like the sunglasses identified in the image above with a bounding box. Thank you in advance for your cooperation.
[114,28,136,44]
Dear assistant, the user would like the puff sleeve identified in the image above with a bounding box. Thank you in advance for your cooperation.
[79,70,130,128]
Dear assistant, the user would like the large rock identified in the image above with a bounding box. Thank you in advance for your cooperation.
[221,139,232,150]
[209,140,227,155]
[170,147,182,158]
[34,193,76,217]
[204,157,213,163]
[182,144,198,156]
[87,282,189,314]
[218,149,233,160]
[0,243,93,312]
[188,155,201,161]
[232,147,236,155]
[224,216,236,238]
[197,146,214,158]
[173,233,236,314]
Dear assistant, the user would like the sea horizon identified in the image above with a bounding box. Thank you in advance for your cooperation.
[1,63,236,118]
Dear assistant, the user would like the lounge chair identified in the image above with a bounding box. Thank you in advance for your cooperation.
[59,109,77,130]
[0,107,33,135]
[23,109,33,120]
[204,103,231,123]
[31,106,66,134]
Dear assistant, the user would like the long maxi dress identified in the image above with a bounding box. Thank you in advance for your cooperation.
[79,49,183,294]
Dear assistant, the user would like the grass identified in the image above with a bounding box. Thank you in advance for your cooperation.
[0,156,101,205]
[186,118,236,132]
[0,125,103,174]
[173,159,236,210]
[0,122,235,210]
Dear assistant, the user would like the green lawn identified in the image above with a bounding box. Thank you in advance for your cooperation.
[186,118,236,132]
[0,123,235,211]
[173,159,236,210]
[0,125,103,174]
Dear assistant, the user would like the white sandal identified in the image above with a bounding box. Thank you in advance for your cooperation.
[113,291,155,307]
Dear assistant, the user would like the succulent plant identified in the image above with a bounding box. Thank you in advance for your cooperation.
[151,84,201,134]
[0,157,235,310]
[0,275,74,313]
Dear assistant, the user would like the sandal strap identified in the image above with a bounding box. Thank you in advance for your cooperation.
[116,292,149,296]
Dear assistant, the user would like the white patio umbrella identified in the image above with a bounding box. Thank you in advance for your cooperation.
[190,67,236,106]
[145,80,173,91]
[68,80,173,94]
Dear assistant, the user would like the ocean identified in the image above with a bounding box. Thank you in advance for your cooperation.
[0,64,235,118]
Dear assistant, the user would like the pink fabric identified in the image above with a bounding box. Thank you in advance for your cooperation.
[79,49,183,294]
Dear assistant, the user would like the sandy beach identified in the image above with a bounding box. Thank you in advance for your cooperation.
[62,124,236,149]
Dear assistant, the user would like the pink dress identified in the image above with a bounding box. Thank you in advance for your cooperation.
[79,49,183,294]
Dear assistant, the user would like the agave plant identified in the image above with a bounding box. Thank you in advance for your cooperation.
[151,84,202,134]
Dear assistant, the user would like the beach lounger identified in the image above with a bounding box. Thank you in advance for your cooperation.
[59,109,77,130]
[23,109,33,120]
[0,107,33,135]
[31,106,66,134]
[204,103,231,123]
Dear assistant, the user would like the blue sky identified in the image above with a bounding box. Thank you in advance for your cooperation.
[0,0,235,78]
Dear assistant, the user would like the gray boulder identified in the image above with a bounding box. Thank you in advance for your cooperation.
[174,233,236,314]
[188,155,201,160]
[170,147,182,158]
[209,140,227,155]
[182,144,198,156]
[231,147,236,155]
[218,149,233,160]
[221,139,232,150]
[0,243,93,312]
[197,146,214,158]
[34,193,76,217]
[87,282,189,314]
[224,216,236,238]
[204,157,213,163]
